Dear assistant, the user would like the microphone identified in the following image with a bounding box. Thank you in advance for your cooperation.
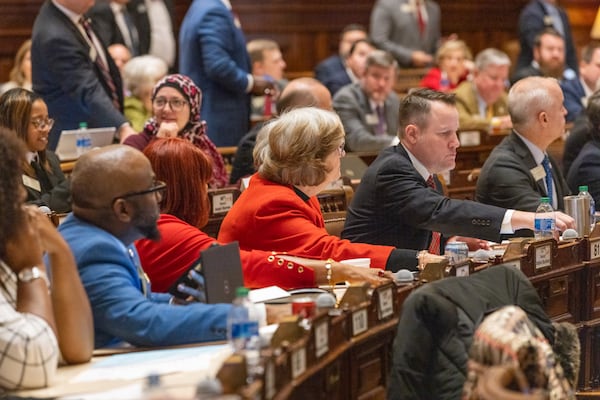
[561,228,579,241]
[38,205,52,215]
[316,292,337,311]
[393,269,414,284]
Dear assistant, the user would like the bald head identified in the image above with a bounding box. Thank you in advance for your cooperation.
[276,77,333,113]
[71,145,153,210]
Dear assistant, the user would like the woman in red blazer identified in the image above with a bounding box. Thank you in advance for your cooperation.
[135,137,387,291]
[218,108,436,272]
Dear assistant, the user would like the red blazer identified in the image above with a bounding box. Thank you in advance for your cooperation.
[135,214,316,291]
[419,67,466,92]
[218,174,394,268]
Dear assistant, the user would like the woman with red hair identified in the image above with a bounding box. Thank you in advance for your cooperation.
[136,137,388,291]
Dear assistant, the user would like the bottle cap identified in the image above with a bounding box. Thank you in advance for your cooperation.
[579,185,589,192]
[79,122,88,129]
[540,197,550,203]
[235,287,249,297]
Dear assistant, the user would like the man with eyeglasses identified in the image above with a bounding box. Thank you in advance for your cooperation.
[58,144,233,348]
[453,48,512,132]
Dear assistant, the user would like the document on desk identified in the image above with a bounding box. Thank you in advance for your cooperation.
[71,344,232,383]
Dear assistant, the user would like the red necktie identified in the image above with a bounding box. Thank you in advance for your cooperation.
[427,175,441,255]
[416,1,426,37]
[79,17,121,111]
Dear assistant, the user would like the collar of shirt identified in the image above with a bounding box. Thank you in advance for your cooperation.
[51,0,83,26]
[26,151,38,164]
[110,2,125,14]
[475,89,488,117]
[410,0,428,22]
[513,130,545,165]
[369,99,385,113]
[345,66,359,83]
[221,0,232,10]
[401,144,430,182]
[581,76,594,97]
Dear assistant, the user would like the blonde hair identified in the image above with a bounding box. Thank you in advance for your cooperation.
[256,108,344,186]
[435,39,472,65]
[9,39,31,86]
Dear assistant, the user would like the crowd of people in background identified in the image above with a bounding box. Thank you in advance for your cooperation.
[0,0,596,396]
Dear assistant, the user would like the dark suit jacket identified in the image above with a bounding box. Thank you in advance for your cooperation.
[560,77,586,122]
[510,64,543,85]
[31,1,126,150]
[87,1,142,56]
[127,0,176,58]
[566,140,600,204]
[332,83,399,152]
[314,55,351,96]
[229,122,264,184]
[179,0,252,147]
[517,0,578,73]
[563,114,591,176]
[476,132,570,213]
[342,145,506,251]
[25,150,71,213]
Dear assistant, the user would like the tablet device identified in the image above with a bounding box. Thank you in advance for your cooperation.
[55,127,117,160]
[168,242,244,304]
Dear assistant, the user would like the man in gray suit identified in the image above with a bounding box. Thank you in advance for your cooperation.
[370,0,441,68]
[333,50,400,152]
[476,76,571,214]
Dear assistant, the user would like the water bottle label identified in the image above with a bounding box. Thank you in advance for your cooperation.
[534,218,555,231]
[230,320,259,340]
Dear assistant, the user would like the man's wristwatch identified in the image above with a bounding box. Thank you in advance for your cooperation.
[17,266,51,290]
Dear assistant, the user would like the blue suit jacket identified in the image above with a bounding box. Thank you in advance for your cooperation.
[314,55,351,96]
[59,214,230,348]
[566,140,600,205]
[517,0,578,73]
[560,78,586,122]
[342,145,505,251]
[179,0,251,147]
[31,1,126,150]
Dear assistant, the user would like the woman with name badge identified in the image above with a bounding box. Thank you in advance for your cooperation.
[0,88,71,213]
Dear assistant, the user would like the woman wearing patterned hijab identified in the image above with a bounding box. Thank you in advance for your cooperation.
[124,74,228,187]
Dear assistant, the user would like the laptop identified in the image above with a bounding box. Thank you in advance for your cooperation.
[340,154,369,181]
[168,242,244,304]
[55,127,116,161]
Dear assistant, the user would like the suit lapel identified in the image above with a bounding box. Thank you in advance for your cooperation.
[509,132,548,197]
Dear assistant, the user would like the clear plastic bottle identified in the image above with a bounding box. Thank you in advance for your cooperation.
[76,122,91,156]
[227,287,262,383]
[578,185,596,232]
[534,197,556,239]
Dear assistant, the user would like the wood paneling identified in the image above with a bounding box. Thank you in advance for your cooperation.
[0,0,596,81]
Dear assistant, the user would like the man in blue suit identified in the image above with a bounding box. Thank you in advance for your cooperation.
[179,0,274,147]
[561,42,600,122]
[314,24,367,96]
[59,145,232,348]
[517,0,578,76]
[31,0,136,150]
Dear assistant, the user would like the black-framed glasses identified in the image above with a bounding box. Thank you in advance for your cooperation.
[111,180,167,206]
[30,117,55,130]
[152,97,189,111]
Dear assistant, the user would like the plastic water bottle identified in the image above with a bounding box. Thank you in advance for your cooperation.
[578,185,596,231]
[534,197,556,239]
[227,287,261,383]
[142,373,172,400]
[76,122,91,156]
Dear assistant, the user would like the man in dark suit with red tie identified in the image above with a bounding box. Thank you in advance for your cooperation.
[342,89,575,253]
[31,0,136,150]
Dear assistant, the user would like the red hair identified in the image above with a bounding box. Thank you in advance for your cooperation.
[144,138,212,228]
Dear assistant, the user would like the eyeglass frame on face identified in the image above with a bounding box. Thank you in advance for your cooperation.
[111,180,167,207]
[152,97,189,111]
[30,117,55,131]
[338,141,346,157]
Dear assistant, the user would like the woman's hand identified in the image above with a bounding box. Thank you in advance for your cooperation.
[334,263,393,287]
[156,122,179,138]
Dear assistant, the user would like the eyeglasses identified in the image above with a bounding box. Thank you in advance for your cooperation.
[152,97,188,111]
[338,142,346,157]
[30,117,55,130]
[111,180,167,206]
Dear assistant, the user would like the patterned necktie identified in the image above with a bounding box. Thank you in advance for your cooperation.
[79,17,121,111]
[541,155,554,207]
[415,0,426,37]
[375,105,386,136]
[426,175,441,255]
